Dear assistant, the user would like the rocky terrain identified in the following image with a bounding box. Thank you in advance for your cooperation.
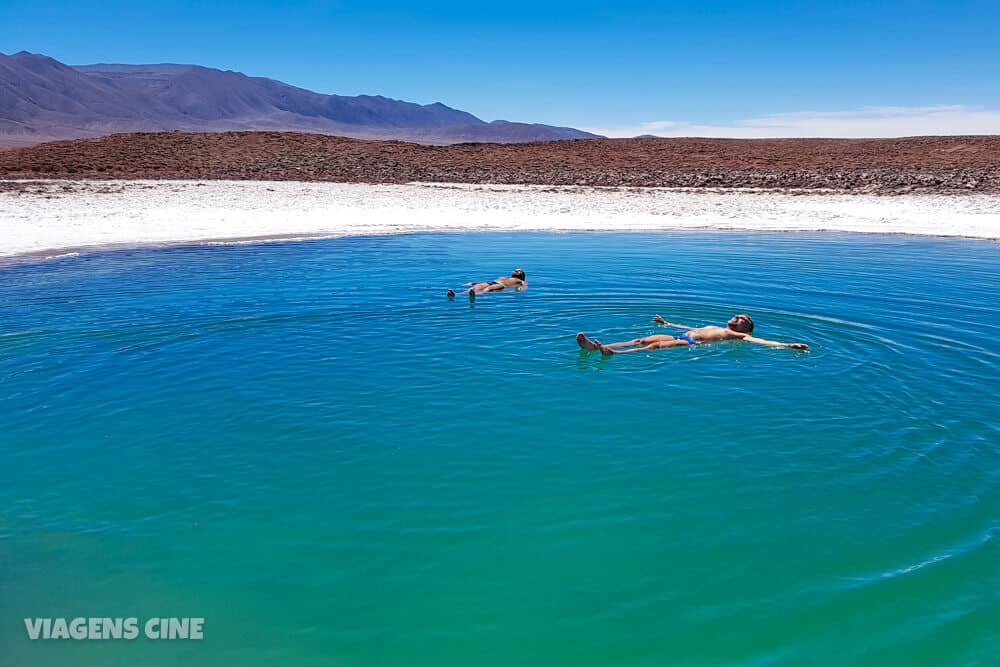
[2,132,999,194]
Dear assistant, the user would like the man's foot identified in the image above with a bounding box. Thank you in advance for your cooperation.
[447,289,455,299]
[468,288,476,302]
[576,333,601,351]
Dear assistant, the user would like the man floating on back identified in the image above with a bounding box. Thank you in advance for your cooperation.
[577,313,809,354]
[448,269,527,301]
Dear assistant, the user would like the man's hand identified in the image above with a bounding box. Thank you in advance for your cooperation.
[652,314,668,325]
[744,335,809,351]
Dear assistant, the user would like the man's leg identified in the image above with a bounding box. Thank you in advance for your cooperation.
[604,335,675,348]
[466,282,495,302]
[600,339,688,355]
[578,333,677,351]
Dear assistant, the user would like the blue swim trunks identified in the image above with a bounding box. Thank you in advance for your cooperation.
[674,334,698,345]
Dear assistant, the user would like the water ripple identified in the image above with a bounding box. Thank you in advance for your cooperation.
[1,231,998,666]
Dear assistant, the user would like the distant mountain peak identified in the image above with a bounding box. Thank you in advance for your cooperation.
[0,52,603,145]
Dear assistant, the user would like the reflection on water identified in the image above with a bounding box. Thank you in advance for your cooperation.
[1,232,998,667]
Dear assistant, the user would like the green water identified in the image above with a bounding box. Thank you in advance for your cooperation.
[1,232,998,666]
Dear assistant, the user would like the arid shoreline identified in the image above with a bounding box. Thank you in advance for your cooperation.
[2,132,999,194]
[3,180,998,264]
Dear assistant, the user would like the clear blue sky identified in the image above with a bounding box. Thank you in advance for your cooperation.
[3,0,999,136]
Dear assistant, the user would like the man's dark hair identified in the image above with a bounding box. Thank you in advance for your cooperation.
[730,314,754,333]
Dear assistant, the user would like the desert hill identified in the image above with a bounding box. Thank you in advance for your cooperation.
[2,132,998,193]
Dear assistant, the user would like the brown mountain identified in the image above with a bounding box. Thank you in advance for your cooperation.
[0,51,601,145]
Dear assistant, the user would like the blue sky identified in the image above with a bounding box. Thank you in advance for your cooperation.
[3,0,999,136]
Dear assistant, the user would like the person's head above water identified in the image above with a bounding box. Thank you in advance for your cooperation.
[511,269,526,280]
[728,314,754,333]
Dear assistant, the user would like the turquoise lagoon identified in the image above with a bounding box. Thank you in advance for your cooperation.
[1,232,998,666]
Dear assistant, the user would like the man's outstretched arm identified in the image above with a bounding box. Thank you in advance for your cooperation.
[652,314,698,329]
[741,334,809,351]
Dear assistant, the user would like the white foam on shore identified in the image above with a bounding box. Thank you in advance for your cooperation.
[1,180,998,259]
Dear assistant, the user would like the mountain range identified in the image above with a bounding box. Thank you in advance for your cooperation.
[0,51,601,146]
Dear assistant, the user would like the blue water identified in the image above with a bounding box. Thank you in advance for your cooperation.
[1,232,998,666]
